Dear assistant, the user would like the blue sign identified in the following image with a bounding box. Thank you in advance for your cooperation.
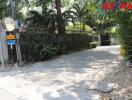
[6,40,16,45]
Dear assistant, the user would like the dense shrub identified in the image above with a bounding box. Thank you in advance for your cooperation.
[66,22,95,34]
[20,33,95,61]
[90,42,98,48]
[116,12,132,61]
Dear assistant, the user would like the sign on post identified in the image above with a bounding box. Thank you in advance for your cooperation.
[6,40,16,45]
[6,34,16,50]
[6,34,15,40]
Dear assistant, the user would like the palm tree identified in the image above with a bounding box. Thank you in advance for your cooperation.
[72,3,90,31]
[26,9,56,33]
[26,7,74,33]
[70,1,98,30]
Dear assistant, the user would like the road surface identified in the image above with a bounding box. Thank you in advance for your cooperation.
[0,46,121,100]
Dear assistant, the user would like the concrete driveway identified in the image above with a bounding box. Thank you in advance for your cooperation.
[0,46,121,100]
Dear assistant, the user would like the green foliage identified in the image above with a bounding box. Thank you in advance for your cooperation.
[0,0,29,20]
[105,26,117,34]
[0,0,10,19]
[40,45,58,58]
[116,12,132,60]
[26,10,56,33]
[20,33,94,61]
[26,4,74,33]
[66,22,95,34]
[90,42,98,48]
[72,3,91,29]
[61,0,74,8]
[35,45,59,61]
[97,0,132,59]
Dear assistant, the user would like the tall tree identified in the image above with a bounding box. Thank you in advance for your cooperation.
[55,0,66,34]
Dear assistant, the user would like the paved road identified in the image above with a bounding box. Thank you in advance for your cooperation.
[0,46,120,100]
[0,87,18,100]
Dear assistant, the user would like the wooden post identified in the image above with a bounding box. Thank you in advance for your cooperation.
[16,33,23,66]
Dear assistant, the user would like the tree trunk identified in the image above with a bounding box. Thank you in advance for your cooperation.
[55,0,65,34]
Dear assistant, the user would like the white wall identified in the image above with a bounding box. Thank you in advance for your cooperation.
[0,23,9,62]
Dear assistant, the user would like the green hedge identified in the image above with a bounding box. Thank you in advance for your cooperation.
[90,42,98,48]
[20,33,95,61]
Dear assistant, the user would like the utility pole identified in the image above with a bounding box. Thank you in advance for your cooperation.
[11,0,16,19]
[11,0,23,67]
